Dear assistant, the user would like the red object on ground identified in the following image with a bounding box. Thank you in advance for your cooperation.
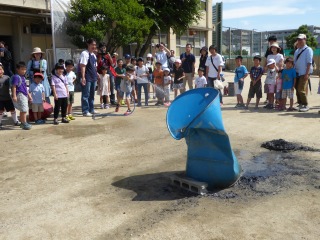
[28,102,53,121]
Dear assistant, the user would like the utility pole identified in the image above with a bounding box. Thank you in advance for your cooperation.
[229,27,231,60]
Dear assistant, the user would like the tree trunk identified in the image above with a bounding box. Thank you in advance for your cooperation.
[139,27,157,57]
[135,42,141,57]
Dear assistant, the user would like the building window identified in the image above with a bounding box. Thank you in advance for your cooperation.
[200,0,207,11]
[176,30,206,57]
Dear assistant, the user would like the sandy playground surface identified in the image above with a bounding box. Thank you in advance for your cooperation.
[0,72,319,240]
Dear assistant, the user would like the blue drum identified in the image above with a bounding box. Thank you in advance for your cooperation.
[166,88,241,189]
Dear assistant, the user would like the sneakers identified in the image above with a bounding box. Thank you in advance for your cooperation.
[35,119,45,124]
[61,117,70,123]
[104,104,110,109]
[68,115,75,120]
[14,121,21,126]
[124,109,132,116]
[90,110,99,114]
[235,103,245,108]
[100,103,104,109]
[0,123,3,130]
[299,105,309,112]
[83,112,92,117]
[53,119,59,125]
[21,122,32,130]
[121,100,125,105]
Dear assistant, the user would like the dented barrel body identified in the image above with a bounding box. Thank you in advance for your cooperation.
[166,88,241,189]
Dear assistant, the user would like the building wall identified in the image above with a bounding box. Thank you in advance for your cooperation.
[1,0,49,10]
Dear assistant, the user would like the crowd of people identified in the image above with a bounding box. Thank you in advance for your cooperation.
[0,33,318,130]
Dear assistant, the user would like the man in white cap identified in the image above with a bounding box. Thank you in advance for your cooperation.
[294,33,313,112]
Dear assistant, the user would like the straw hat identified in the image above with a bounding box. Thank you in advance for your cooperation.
[31,47,44,55]
[269,43,280,49]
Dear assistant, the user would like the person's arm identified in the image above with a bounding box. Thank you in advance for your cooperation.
[27,92,33,102]
[42,91,45,102]
[108,76,111,93]
[217,66,222,80]
[305,63,311,81]
[42,59,47,72]
[192,60,195,77]
[162,44,171,55]
[80,64,86,86]
[205,66,209,80]
[12,85,17,102]
[51,85,57,100]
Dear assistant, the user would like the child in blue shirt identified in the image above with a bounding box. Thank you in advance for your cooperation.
[29,72,45,124]
[280,57,296,111]
[234,56,248,108]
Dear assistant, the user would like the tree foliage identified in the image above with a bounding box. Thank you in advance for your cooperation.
[66,0,152,52]
[285,25,318,50]
[137,0,202,56]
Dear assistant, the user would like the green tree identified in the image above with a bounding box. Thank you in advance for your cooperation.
[285,25,318,50]
[233,49,248,56]
[66,0,152,52]
[137,0,203,56]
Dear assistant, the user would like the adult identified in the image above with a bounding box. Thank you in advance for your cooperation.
[153,42,171,68]
[199,46,208,76]
[97,42,116,105]
[80,38,98,116]
[27,47,51,103]
[266,43,284,71]
[264,35,284,58]
[0,41,13,77]
[168,49,176,72]
[294,33,313,112]
[180,43,196,90]
[205,45,224,104]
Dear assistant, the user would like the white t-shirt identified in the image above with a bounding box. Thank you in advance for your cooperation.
[79,50,97,66]
[163,75,171,89]
[66,71,76,92]
[267,53,284,67]
[195,76,207,88]
[205,54,224,78]
[155,51,169,68]
[135,65,149,84]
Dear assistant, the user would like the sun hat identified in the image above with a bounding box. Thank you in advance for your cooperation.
[163,68,170,72]
[33,72,44,79]
[267,58,276,66]
[297,33,307,39]
[174,59,182,64]
[31,47,44,55]
[269,43,280,49]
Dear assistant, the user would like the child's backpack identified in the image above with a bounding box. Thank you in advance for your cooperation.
[9,74,22,96]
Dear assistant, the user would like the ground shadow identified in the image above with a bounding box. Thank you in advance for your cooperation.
[112,171,196,201]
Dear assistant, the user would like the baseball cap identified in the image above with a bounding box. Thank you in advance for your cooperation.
[174,59,182,64]
[124,54,131,59]
[146,53,152,58]
[267,58,276,66]
[297,33,306,39]
[34,72,44,79]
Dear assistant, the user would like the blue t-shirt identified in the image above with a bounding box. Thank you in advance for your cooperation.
[12,75,28,96]
[180,53,195,73]
[234,65,248,83]
[282,68,296,90]
[29,82,44,104]
[250,66,264,82]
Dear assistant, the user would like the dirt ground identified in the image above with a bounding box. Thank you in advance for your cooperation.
[1,73,319,240]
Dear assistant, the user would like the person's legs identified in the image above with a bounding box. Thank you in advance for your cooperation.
[81,81,90,114]
[207,77,214,88]
[185,73,193,90]
[61,98,68,118]
[297,75,308,106]
[142,83,148,105]
[295,76,301,105]
[137,83,142,105]
[109,73,116,104]
[20,112,27,124]
[88,81,97,113]
[54,98,62,119]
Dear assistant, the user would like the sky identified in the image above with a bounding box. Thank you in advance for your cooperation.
[219,0,320,32]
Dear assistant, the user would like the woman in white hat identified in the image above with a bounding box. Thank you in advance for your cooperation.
[27,47,51,103]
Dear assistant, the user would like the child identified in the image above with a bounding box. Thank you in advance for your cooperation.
[115,64,135,115]
[275,75,283,109]
[263,58,277,109]
[172,59,185,99]
[234,56,248,108]
[0,63,20,129]
[98,65,110,109]
[245,55,264,109]
[115,59,126,105]
[280,57,296,111]
[195,67,207,88]
[136,57,149,106]
[145,53,155,99]
[11,61,32,130]
[29,72,45,124]
[65,60,76,120]
[153,61,164,105]
[163,68,172,106]
[51,63,69,125]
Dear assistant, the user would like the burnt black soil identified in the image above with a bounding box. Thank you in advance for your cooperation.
[261,139,320,152]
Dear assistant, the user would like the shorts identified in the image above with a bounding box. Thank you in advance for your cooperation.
[68,91,74,104]
[275,91,282,100]
[115,84,121,92]
[282,89,294,99]
[31,103,44,112]
[120,91,131,99]
[248,82,262,98]
[0,99,15,112]
[173,83,184,90]
[264,84,276,94]
[234,82,242,95]
[13,93,28,112]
